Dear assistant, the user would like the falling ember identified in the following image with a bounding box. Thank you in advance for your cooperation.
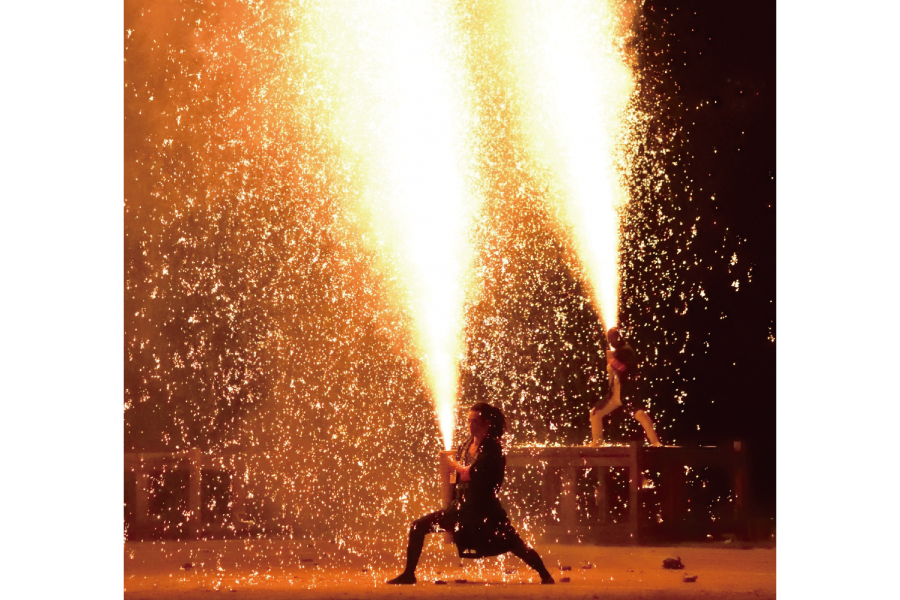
[507,0,639,330]
[306,0,475,450]
[125,0,743,552]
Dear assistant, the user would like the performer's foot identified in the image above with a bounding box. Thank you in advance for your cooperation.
[386,572,416,585]
[541,573,555,584]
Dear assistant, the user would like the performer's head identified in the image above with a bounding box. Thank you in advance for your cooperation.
[607,327,623,349]
[469,401,506,441]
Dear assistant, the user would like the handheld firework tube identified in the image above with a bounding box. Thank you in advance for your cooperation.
[439,450,456,544]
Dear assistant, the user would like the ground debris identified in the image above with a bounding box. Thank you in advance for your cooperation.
[125,543,775,596]
[683,574,699,583]
[435,580,447,585]
[181,562,194,570]
[662,557,684,569]
[560,565,572,571]
[560,577,571,583]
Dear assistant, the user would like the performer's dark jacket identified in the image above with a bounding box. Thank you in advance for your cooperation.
[610,341,644,419]
[612,342,638,384]
[448,436,520,559]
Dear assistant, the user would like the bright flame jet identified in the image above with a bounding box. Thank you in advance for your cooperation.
[508,0,637,331]
[306,0,475,450]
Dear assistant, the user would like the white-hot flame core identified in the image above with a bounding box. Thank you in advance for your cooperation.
[509,0,635,330]
[308,1,473,450]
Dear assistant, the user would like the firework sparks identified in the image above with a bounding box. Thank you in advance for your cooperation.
[506,0,639,330]
[305,0,476,450]
[123,0,749,565]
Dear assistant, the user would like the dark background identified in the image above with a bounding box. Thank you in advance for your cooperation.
[641,0,775,517]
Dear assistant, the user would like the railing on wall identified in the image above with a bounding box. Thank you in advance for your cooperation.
[124,448,247,540]
[439,442,748,544]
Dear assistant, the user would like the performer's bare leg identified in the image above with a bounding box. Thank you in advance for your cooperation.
[590,370,622,446]
[633,409,661,447]
[589,410,603,446]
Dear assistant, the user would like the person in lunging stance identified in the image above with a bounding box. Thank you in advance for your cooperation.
[387,402,554,585]
[590,327,662,447]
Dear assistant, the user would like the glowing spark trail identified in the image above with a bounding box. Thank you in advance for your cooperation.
[125,0,739,554]
[508,0,638,330]
[308,0,475,450]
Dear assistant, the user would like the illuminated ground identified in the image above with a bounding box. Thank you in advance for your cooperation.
[125,539,775,599]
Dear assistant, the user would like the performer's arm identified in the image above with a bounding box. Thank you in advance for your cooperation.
[607,349,627,376]
[447,456,472,481]
[448,443,504,486]
[467,447,504,489]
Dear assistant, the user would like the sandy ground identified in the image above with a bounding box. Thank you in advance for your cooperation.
[125,539,775,600]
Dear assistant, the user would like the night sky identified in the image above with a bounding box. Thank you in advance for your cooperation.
[637,0,776,514]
